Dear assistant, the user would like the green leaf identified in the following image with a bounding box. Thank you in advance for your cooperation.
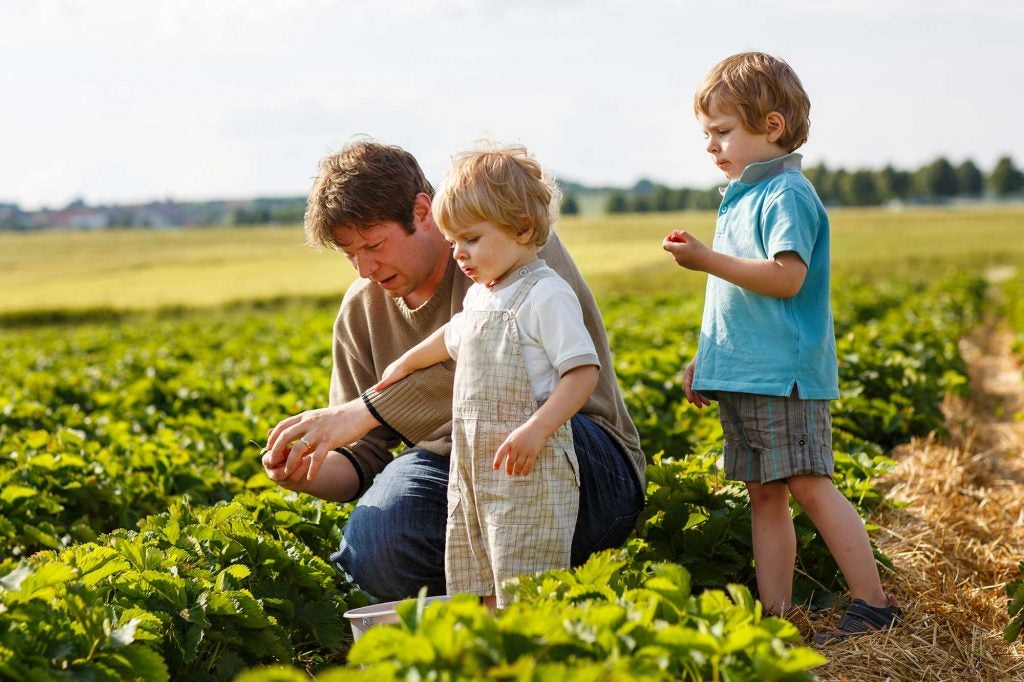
[113,645,171,682]
[0,485,37,505]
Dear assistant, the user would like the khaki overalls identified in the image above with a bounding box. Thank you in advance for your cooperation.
[445,269,581,607]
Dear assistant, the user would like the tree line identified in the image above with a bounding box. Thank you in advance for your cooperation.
[560,155,1024,215]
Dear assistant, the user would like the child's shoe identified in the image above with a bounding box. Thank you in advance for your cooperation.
[811,593,903,645]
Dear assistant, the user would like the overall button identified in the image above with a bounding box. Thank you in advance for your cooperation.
[502,312,510,321]
[518,268,529,277]
[522,408,531,417]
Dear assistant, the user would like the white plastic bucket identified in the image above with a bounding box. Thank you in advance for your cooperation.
[344,595,451,641]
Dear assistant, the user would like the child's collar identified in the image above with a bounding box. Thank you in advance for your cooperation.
[736,152,803,184]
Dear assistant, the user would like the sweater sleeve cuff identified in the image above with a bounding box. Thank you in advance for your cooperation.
[361,364,454,445]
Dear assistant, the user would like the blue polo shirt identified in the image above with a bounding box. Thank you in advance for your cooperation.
[692,153,839,400]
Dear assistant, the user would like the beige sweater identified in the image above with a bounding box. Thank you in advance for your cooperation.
[329,233,645,495]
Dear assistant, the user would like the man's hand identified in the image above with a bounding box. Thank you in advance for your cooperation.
[265,398,377,480]
[492,423,548,476]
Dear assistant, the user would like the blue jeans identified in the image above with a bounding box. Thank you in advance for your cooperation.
[331,414,644,601]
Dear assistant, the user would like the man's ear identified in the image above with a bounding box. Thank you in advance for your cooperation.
[411,192,434,230]
[766,111,786,144]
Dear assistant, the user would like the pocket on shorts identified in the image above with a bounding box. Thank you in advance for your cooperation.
[561,447,581,488]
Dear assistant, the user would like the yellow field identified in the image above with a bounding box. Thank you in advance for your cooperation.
[2,204,1023,315]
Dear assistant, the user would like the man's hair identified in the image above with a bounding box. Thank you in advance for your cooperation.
[694,52,811,152]
[304,139,434,250]
[432,144,561,248]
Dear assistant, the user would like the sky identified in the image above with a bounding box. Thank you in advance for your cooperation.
[3,0,1022,210]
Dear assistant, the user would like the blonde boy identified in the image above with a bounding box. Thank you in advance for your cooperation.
[663,52,902,643]
[375,145,599,608]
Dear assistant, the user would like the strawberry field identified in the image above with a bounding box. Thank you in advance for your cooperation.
[4,255,1014,680]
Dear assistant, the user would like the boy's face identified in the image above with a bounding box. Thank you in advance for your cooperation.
[441,220,536,288]
[698,103,785,181]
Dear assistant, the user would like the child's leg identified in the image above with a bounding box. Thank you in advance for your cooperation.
[786,474,887,606]
[746,481,796,615]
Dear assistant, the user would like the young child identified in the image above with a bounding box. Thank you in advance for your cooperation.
[374,144,600,608]
[662,52,903,644]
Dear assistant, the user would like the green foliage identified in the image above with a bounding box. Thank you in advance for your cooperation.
[0,269,987,678]
[989,155,1024,198]
[1004,269,1024,361]
[1004,562,1024,643]
[0,493,364,680]
[833,273,984,449]
[338,557,825,681]
[0,307,335,558]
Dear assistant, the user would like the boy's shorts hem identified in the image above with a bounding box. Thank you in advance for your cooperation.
[717,390,834,484]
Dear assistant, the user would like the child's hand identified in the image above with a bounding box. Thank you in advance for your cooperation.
[683,359,711,408]
[373,359,412,391]
[662,230,710,271]
[492,424,546,476]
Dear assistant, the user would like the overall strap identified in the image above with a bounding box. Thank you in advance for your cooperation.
[505,269,554,315]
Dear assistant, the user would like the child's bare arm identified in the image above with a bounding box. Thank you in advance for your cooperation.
[373,324,452,391]
[663,230,807,298]
[492,365,600,476]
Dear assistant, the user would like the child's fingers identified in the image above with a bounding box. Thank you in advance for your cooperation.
[492,441,510,471]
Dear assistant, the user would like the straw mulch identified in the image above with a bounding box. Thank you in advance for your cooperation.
[804,325,1024,681]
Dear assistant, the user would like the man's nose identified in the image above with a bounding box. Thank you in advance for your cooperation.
[355,256,378,278]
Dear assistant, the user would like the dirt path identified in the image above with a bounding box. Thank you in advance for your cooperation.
[811,323,1024,681]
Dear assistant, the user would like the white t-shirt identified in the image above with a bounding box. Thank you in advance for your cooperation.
[444,262,600,402]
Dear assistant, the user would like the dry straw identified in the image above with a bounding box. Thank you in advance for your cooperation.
[807,327,1024,681]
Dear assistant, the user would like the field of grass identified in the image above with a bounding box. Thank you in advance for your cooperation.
[2,204,1022,318]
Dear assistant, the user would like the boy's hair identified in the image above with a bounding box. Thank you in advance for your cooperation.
[432,144,561,248]
[304,138,434,250]
[694,52,810,152]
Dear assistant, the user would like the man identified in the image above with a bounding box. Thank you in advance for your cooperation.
[262,139,645,601]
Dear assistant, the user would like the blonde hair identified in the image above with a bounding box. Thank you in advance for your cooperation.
[694,51,811,152]
[432,144,561,248]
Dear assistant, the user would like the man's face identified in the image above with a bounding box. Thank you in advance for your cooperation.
[335,220,444,304]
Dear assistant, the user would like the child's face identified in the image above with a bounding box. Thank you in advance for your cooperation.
[442,220,537,288]
[698,103,785,180]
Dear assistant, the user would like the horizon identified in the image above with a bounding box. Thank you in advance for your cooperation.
[3,1,1022,210]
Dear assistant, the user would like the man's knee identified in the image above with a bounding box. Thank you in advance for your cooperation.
[569,415,644,564]
[336,503,445,600]
[334,451,449,600]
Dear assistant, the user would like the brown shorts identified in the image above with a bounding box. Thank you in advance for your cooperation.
[716,390,834,483]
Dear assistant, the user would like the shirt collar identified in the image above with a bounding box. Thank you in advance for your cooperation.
[737,152,803,184]
[488,257,546,293]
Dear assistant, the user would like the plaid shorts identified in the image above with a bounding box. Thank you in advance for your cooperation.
[716,390,834,483]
